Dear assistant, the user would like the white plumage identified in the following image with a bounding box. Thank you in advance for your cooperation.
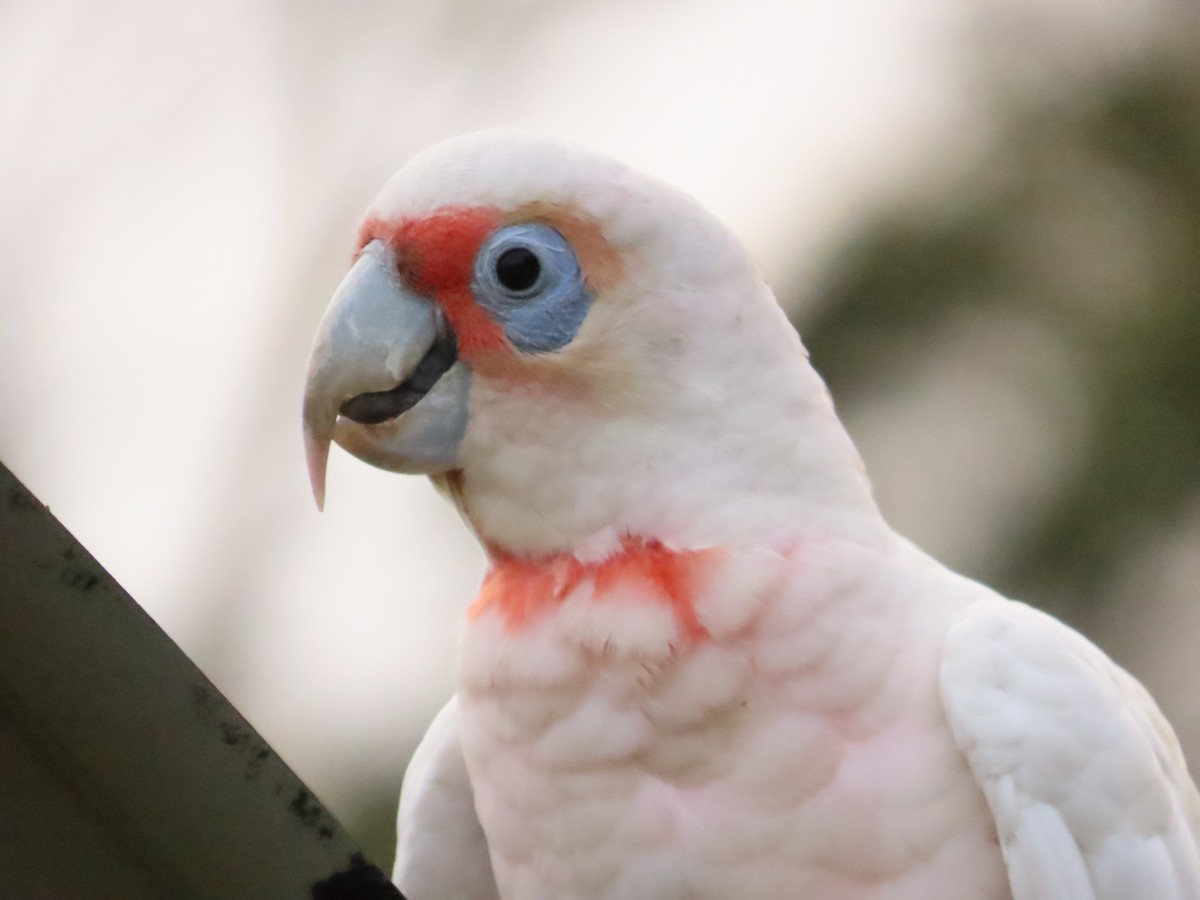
[301,131,1200,899]
[942,599,1200,899]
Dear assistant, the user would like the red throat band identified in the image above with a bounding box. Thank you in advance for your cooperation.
[469,538,714,645]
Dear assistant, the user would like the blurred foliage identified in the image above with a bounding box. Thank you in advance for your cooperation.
[798,24,1200,625]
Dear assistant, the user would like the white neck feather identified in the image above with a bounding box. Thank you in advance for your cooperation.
[454,282,888,560]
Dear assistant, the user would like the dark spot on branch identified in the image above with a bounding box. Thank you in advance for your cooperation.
[310,854,404,900]
[9,484,40,511]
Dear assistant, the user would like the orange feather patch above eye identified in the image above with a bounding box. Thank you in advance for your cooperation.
[507,202,625,293]
[469,538,714,644]
[359,208,509,359]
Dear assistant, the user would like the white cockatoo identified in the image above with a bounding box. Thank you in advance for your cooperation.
[302,131,1200,899]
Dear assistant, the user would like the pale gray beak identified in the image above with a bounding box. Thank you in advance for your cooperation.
[302,240,470,509]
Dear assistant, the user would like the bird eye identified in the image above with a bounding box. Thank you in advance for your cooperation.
[475,223,572,302]
[494,246,542,293]
[472,223,593,353]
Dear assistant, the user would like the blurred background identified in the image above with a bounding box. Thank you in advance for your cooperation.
[2,0,1197,868]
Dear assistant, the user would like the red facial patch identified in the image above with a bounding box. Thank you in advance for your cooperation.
[468,538,713,644]
[359,208,508,359]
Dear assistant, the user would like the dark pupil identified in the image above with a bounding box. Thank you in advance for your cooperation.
[495,247,541,292]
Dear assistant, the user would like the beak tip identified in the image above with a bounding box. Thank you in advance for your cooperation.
[303,425,331,513]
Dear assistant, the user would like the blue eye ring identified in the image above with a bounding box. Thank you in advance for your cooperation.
[471,223,593,354]
[474,224,579,306]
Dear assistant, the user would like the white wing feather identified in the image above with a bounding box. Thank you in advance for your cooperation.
[941,598,1200,900]
[393,695,500,900]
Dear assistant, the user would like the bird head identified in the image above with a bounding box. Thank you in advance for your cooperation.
[303,131,879,559]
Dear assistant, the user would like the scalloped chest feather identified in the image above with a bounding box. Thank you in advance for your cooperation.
[454,540,1011,900]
